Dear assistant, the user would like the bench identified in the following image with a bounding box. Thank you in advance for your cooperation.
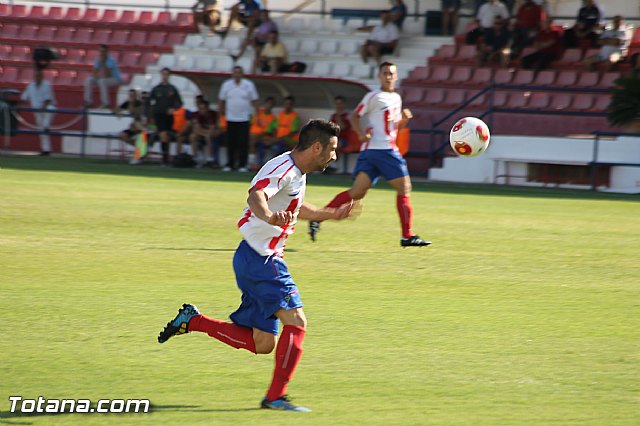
[492,157,612,188]
[331,8,385,25]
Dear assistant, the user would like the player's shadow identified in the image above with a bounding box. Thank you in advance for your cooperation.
[145,247,299,253]
[150,404,260,413]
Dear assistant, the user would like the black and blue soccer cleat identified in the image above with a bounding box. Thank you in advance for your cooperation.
[157,303,200,344]
[261,395,311,412]
[401,235,432,247]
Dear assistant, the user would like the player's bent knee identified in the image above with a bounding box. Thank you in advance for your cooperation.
[253,331,276,354]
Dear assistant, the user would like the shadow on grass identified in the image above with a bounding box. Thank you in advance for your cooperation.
[2,154,638,201]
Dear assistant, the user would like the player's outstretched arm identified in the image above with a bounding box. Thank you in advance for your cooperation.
[247,189,293,226]
[298,201,353,222]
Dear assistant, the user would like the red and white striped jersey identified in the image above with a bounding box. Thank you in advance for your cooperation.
[237,152,306,257]
[354,89,403,151]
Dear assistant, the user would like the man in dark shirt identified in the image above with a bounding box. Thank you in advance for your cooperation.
[563,0,601,48]
[150,68,183,165]
[189,100,221,167]
[476,16,512,67]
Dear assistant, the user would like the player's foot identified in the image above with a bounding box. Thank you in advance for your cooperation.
[157,303,201,344]
[401,235,431,247]
[261,395,311,412]
[309,221,320,242]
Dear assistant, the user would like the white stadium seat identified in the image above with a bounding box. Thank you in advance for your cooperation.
[319,40,338,56]
[352,64,373,79]
[214,56,234,72]
[339,40,359,56]
[157,54,175,68]
[236,56,252,71]
[344,18,364,32]
[283,38,299,54]
[204,35,222,50]
[194,56,215,71]
[311,62,332,77]
[299,39,318,55]
[331,62,351,78]
[308,17,330,34]
[223,36,241,51]
[284,17,306,33]
[184,34,204,48]
[175,54,194,70]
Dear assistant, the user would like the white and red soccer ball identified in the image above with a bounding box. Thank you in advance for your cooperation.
[449,117,491,157]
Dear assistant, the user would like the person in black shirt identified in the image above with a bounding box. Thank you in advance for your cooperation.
[563,0,601,48]
[33,45,57,70]
[150,68,183,165]
[115,89,144,146]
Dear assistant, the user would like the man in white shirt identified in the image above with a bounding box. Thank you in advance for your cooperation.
[584,15,629,71]
[218,66,260,172]
[21,68,56,155]
[477,0,510,29]
[360,10,400,65]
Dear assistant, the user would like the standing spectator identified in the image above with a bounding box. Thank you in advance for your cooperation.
[389,0,407,30]
[218,66,259,172]
[584,16,629,71]
[149,68,183,166]
[441,0,461,36]
[562,0,602,48]
[231,9,278,67]
[189,100,220,167]
[360,11,400,66]
[476,17,512,67]
[257,31,288,74]
[115,89,144,147]
[218,0,263,39]
[510,0,546,57]
[83,45,123,109]
[191,0,222,33]
[257,95,300,166]
[521,18,563,71]
[21,68,56,156]
[248,96,276,170]
[33,45,57,70]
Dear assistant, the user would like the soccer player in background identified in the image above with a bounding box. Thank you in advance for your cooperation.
[309,62,431,247]
[158,119,353,412]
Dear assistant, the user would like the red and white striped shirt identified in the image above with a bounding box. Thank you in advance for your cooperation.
[237,152,306,256]
[354,89,403,151]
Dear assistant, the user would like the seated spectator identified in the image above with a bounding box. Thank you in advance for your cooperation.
[218,0,262,40]
[441,0,461,36]
[257,31,288,74]
[330,95,353,150]
[257,95,299,166]
[231,9,277,68]
[389,0,407,30]
[115,89,144,147]
[248,96,276,170]
[360,11,400,65]
[83,45,123,109]
[584,16,629,71]
[510,0,546,57]
[191,0,222,33]
[467,0,510,45]
[562,0,601,48]
[476,17,512,67]
[189,100,221,167]
[521,18,563,71]
[149,68,183,166]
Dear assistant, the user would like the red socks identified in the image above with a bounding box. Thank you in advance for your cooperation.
[188,315,256,354]
[326,190,353,209]
[396,195,414,239]
[266,325,306,401]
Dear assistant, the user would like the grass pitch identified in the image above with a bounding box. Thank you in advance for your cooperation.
[0,155,639,425]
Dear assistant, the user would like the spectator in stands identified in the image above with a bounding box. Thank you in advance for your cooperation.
[360,11,400,66]
[584,16,629,71]
[231,9,278,67]
[83,45,123,109]
[115,89,144,147]
[467,0,510,45]
[330,95,352,150]
[150,68,183,166]
[191,0,222,33]
[562,0,601,48]
[248,96,277,170]
[389,0,407,31]
[476,16,512,67]
[521,17,563,71]
[510,0,546,57]
[257,95,300,167]
[217,0,263,40]
[33,45,57,70]
[140,91,151,120]
[189,100,221,167]
[441,0,461,36]
[257,31,288,74]
[21,68,56,156]
[218,65,259,172]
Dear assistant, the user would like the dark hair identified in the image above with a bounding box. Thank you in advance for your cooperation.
[379,61,396,71]
[295,119,340,152]
[161,67,171,73]
[334,95,345,102]
[284,95,295,103]
[265,96,275,103]
[99,44,108,50]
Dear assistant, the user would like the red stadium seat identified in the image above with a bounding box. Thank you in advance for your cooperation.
[469,68,493,87]
[102,9,119,24]
[147,32,167,47]
[121,51,141,67]
[82,8,101,22]
[420,87,446,106]
[573,71,598,87]
[549,93,572,110]
[532,70,556,86]
[0,66,18,82]
[467,92,487,108]
[75,28,94,43]
[404,87,425,105]
[64,7,82,21]
[9,4,28,18]
[139,11,155,25]
[85,49,99,62]
[129,31,147,46]
[12,46,31,61]
[513,69,534,85]
[407,66,429,82]
[430,44,456,65]
[598,72,621,88]
[119,10,137,24]
[527,92,551,109]
[0,4,9,17]
[37,26,56,41]
[1,24,20,38]
[174,12,193,28]
[156,11,172,26]
[57,70,76,85]
[166,33,186,46]
[491,90,509,108]
[494,68,514,85]
[48,6,64,20]
[590,94,611,111]
[0,45,11,60]
[140,52,160,66]
[422,65,451,85]
[442,89,467,107]
[30,5,46,19]
[570,94,595,111]
[56,27,75,42]
[110,30,130,46]
[93,29,112,44]
[454,45,477,63]
[555,48,582,68]
[20,25,38,40]
[18,67,34,83]
[449,67,473,85]
[64,48,85,63]
[506,92,529,109]
[556,70,579,87]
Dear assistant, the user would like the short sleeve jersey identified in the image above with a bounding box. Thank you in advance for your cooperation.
[237,152,306,257]
[354,89,402,150]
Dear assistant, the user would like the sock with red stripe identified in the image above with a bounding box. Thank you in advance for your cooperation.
[266,325,306,401]
[326,190,353,209]
[396,194,414,239]
[188,315,256,354]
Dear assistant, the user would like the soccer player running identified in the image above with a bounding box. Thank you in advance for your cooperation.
[309,62,431,247]
[158,120,352,412]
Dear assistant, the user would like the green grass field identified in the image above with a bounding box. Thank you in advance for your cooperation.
[1,155,639,425]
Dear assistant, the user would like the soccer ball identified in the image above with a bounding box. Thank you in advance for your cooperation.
[449,117,491,157]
